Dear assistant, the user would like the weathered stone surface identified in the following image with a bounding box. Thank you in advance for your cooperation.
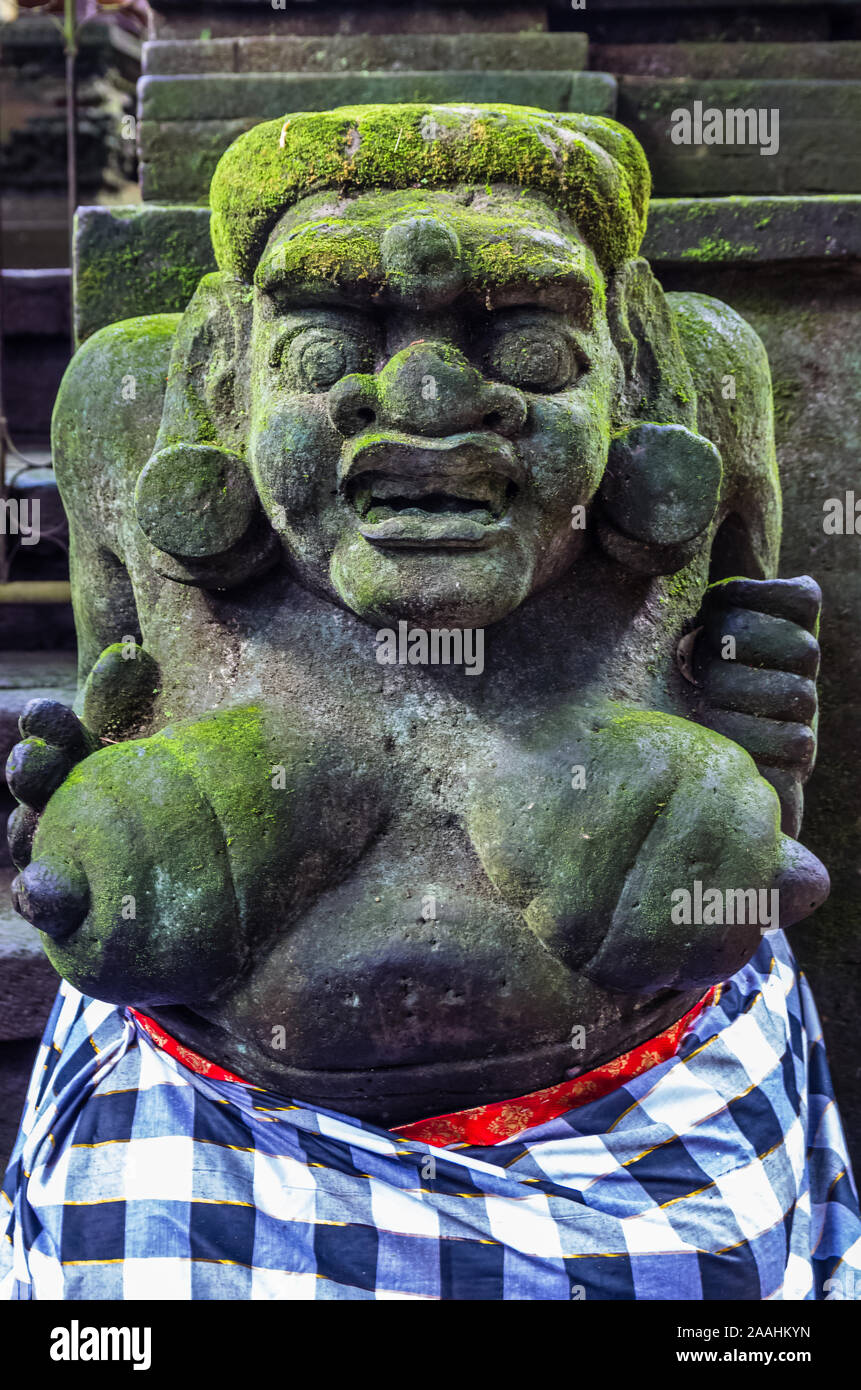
[38,103,827,1132]
[143,32,588,76]
[594,41,861,81]
[656,258,861,1172]
[0,651,78,691]
[72,196,861,341]
[643,195,861,265]
[619,79,861,195]
[139,68,615,122]
[74,204,216,343]
[138,119,250,206]
[148,4,547,40]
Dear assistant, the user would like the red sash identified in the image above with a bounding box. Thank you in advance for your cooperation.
[130,986,717,1147]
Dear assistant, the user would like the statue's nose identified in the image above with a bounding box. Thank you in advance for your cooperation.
[328,343,526,439]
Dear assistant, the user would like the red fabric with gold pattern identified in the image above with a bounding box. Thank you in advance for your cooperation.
[129,1009,252,1086]
[131,987,717,1146]
[391,987,718,1147]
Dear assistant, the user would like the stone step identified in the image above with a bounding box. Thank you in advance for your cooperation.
[644,195,861,266]
[74,203,215,344]
[592,41,861,81]
[73,196,861,342]
[139,67,613,121]
[618,78,861,196]
[143,31,589,76]
[137,69,617,202]
[147,3,548,43]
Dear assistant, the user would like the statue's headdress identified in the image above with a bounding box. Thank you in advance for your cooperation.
[209,103,651,282]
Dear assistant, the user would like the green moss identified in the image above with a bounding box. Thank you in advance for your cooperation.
[259,223,382,290]
[210,103,650,282]
[681,235,759,263]
[76,235,210,345]
[257,183,609,305]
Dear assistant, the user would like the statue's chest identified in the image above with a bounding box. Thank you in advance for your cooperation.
[322,710,588,919]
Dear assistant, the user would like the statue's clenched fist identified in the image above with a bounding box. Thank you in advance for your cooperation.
[694,576,821,836]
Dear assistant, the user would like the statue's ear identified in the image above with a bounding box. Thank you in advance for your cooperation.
[598,260,720,573]
[596,422,723,575]
[134,444,278,590]
[606,258,698,430]
[137,273,278,589]
[158,271,250,450]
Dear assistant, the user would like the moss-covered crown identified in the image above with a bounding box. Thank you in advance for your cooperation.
[209,103,651,282]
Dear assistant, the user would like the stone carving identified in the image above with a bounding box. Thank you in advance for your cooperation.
[6,105,828,1127]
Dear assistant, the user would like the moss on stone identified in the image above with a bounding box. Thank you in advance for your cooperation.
[210,103,651,282]
[681,235,760,262]
[258,184,609,308]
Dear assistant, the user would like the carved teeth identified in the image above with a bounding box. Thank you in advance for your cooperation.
[351,471,510,522]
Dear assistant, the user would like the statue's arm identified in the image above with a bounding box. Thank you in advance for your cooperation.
[6,702,385,1007]
[669,292,819,836]
[51,313,180,692]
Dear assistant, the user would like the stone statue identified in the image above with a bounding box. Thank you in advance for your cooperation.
[6,104,828,1129]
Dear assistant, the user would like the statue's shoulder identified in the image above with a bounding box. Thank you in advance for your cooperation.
[668,291,768,379]
[52,313,181,513]
[667,291,780,581]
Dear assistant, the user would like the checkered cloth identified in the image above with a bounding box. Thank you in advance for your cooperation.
[2,929,859,1300]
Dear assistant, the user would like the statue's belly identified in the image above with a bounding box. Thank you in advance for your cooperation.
[223,864,578,1064]
[154,833,699,1126]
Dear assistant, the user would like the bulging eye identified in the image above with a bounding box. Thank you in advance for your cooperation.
[273,326,375,391]
[483,325,582,393]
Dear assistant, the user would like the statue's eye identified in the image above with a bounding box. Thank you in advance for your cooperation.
[274,326,374,391]
[483,326,582,393]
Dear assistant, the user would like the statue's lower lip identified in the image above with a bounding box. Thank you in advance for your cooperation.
[357,515,503,548]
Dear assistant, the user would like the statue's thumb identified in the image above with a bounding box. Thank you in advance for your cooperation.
[775,836,830,929]
[81,643,161,742]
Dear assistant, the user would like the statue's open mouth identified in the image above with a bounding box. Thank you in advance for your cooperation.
[352,471,514,546]
[341,430,521,550]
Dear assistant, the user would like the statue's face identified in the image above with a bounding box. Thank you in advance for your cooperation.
[248,186,621,628]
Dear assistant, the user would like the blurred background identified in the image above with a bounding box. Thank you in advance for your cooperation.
[2,0,860,1175]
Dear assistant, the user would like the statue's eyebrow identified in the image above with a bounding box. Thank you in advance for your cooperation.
[469,266,600,326]
[255,226,384,300]
[257,227,602,323]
